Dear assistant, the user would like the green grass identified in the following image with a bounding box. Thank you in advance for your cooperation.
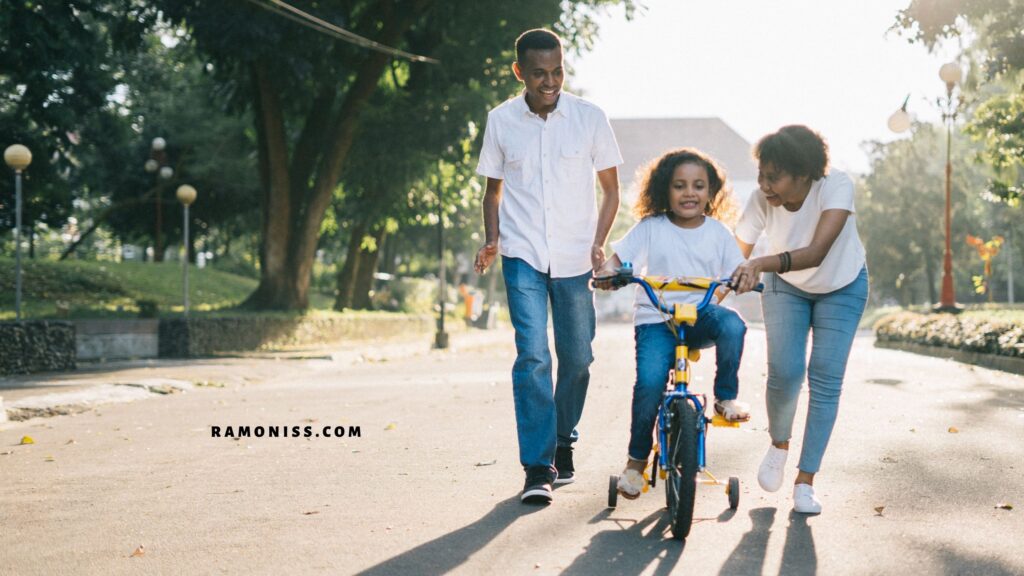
[0,257,335,320]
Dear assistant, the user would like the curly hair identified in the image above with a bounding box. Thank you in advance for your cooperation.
[754,125,830,181]
[632,148,736,225]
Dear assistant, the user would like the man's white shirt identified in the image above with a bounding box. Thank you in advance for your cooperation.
[476,91,623,278]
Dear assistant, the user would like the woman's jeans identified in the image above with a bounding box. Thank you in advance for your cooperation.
[762,267,868,474]
[502,257,595,472]
[628,304,747,461]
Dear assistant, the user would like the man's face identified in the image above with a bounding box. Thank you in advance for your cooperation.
[513,48,564,111]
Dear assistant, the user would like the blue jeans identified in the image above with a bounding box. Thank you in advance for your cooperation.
[502,257,595,473]
[762,267,868,474]
[628,304,747,461]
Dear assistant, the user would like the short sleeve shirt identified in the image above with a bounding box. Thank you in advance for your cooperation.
[734,169,866,293]
[611,215,745,326]
[476,92,623,278]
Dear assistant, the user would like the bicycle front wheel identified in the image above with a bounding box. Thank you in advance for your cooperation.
[666,397,699,540]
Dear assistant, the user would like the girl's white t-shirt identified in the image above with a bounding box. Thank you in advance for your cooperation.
[611,215,745,326]
[734,169,866,294]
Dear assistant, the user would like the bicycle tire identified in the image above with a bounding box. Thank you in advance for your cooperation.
[666,397,699,540]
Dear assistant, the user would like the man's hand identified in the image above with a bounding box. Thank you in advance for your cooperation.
[474,242,499,274]
[591,244,606,272]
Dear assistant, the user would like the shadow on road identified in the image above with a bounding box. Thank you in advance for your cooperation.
[561,509,683,575]
[354,496,542,576]
[719,507,776,576]
[778,511,817,576]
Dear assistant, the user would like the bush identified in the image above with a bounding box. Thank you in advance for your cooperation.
[874,311,1024,357]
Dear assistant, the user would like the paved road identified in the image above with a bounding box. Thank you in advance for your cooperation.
[1,324,1022,575]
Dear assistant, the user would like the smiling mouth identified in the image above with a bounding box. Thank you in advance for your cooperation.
[539,88,558,97]
[678,201,699,209]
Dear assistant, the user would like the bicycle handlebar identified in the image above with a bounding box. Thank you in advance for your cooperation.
[591,263,764,317]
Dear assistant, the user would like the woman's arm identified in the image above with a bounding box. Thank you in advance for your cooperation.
[730,209,850,293]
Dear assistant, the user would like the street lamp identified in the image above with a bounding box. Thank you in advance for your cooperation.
[936,61,963,313]
[887,62,963,313]
[4,144,32,321]
[434,174,449,349]
[176,184,197,317]
[145,137,173,262]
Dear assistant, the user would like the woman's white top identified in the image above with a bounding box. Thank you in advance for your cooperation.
[735,169,866,294]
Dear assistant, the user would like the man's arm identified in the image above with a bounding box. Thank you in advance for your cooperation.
[474,177,503,274]
[591,166,620,271]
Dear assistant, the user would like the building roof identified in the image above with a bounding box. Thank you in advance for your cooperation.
[610,117,757,195]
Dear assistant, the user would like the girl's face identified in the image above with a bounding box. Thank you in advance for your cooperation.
[667,162,711,228]
[757,162,811,210]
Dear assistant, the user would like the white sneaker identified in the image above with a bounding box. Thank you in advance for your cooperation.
[617,468,645,499]
[793,483,822,514]
[758,445,788,492]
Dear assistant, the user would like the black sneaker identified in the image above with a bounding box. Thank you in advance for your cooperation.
[521,466,554,504]
[554,445,575,485]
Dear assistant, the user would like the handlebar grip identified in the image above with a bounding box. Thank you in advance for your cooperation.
[754,282,765,293]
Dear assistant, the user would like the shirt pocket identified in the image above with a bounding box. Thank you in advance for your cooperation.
[503,146,526,188]
[560,143,589,183]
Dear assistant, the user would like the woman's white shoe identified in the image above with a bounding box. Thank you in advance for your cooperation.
[793,483,822,514]
[758,445,788,492]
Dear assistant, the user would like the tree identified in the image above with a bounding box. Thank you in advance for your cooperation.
[896,0,1024,202]
[156,0,633,310]
[0,1,156,249]
[859,124,1009,305]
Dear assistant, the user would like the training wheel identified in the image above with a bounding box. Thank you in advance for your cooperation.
[727,476,740,510]
[608,475,619,508]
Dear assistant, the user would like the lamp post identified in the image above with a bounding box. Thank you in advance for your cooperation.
[887,62,963,313]
[4,144,32,321]
[434,173,449,349]
[145,137,173,262]
[936,62,963,312]
[176,184,197,317]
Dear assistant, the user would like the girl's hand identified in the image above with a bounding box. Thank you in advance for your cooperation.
[730,259,763,294]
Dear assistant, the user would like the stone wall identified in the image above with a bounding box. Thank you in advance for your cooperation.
[0,321,76,375]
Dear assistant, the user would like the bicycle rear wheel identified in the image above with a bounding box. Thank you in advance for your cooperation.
[666,397,699,540]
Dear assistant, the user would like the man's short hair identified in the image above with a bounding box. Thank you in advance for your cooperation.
[515,29,562,64]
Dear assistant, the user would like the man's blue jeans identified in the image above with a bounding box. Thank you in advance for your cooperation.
[762,267,868,473]
[628,304,747,461]
[502,257,595,473]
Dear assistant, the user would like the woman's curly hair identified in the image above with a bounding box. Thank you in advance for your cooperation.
[632,147,737,225]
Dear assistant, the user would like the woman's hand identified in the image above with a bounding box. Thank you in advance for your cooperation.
[730,259,764,294]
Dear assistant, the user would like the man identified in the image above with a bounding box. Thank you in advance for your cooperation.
[474,28,622,504]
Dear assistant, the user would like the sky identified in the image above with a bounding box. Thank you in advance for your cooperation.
[570,0,962,174]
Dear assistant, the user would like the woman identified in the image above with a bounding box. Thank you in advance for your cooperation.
[730,125,868,514]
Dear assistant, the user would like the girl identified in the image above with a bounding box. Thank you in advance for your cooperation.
[596,148,750,499]
[730,125,868,515]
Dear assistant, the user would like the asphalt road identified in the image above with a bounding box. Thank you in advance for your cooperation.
[1,323,1022,575]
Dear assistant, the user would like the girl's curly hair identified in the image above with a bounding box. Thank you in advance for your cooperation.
[632,147,737,225]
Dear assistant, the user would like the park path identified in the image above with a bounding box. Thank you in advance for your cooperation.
[1,323,1022,575]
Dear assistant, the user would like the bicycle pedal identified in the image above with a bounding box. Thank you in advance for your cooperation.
[711,414,742,428]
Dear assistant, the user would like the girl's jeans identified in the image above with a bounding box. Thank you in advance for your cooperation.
[762,267,869,473]
[628,304,747,461]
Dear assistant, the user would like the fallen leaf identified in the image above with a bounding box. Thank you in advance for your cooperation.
[129,545,145,558]
[65,439,76,445]
[0,451,13,456]
[948,427,960,434]
[302,418,318,423]
[995,503,1013,510]
[881,456,898,464]
[19,436,34,445]
[384,423,397,431]
[475,459,498,467]
[874,506,886,516]
[303,511,320,515]
[44,456,55,462]
[909,428,916,433]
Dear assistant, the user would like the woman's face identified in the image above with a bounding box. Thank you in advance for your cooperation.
[757,162,810,209]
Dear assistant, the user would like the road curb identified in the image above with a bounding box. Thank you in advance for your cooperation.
[2,379,194,422]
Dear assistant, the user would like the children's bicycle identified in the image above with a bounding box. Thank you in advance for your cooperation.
[594,263,763,540]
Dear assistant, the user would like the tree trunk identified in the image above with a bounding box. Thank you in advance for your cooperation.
[351,228,386,310]
[245,1,427,311]
[334,222,367,310]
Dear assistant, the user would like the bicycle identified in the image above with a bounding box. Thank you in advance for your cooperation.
[594,262,763,540]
